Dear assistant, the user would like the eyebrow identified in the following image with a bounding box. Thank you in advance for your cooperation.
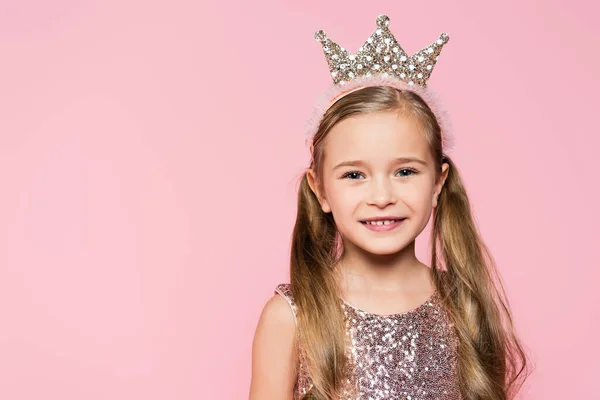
[333,157,428,171]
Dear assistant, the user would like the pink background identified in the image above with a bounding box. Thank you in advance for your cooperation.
[0,1,598,398]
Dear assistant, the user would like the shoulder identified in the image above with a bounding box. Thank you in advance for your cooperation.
[249,284,298,397]
[253,283,298,349]
[261,284,297,328]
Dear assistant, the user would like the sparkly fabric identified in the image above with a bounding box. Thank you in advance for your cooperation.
[274,283,460,400]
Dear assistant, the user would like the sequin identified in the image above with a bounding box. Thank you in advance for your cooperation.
[314,15,449,88]
[275,283,460,400]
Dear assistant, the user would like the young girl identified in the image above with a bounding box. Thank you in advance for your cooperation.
[250,14,531,400]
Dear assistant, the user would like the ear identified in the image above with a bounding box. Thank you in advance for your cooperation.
[432,162,450,208]
[306,168,332,213]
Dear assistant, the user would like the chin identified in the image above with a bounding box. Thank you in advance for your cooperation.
[363,244,408,256]
[349,237,411,255]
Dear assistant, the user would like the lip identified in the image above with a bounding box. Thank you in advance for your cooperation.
[360,216,405,222]
[360,218,406,232]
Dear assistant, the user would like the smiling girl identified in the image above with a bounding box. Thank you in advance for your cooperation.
[249,15,531,400]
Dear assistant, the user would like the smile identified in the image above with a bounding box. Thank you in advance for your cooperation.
[360,219,406,232]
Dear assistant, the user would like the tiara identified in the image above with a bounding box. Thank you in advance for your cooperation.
[306,14,455,157]
[314,14,449,88]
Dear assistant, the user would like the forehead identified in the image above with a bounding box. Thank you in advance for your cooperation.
[323,111,432,165]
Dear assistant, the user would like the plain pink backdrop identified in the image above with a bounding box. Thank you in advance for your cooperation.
[0,0,598,398]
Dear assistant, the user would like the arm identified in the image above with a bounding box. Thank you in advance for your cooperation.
[249,294,298,400]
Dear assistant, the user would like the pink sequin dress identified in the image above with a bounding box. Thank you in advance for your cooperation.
[275,283,460,400]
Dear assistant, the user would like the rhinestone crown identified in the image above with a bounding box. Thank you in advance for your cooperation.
[315,14,449,88]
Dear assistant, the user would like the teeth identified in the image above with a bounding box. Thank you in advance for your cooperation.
[365,220,399,225]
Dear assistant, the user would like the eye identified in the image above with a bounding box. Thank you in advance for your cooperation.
[340,168,419,180]
[397,168,418,177]
[341,170,364,180]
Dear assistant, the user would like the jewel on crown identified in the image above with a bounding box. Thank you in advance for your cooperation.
[314,14,449,88]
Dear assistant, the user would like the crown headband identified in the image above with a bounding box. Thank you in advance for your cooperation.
[305,14,455,157]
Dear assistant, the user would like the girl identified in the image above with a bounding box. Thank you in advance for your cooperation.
[250,15,531,400]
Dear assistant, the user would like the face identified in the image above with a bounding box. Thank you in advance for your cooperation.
[307,111,449,256]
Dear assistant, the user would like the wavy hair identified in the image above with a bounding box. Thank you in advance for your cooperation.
[290,85,532,399]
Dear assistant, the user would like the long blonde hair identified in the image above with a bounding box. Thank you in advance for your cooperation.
[290,86,532,399]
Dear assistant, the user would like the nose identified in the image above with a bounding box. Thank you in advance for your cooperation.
[367,176,396,207]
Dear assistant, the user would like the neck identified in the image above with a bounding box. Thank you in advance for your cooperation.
[334,239,427,293]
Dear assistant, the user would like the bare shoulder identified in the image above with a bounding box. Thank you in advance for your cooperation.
[249,293,298,399]
[257,293,297,331]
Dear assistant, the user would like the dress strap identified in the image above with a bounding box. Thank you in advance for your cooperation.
[274,283,298,326]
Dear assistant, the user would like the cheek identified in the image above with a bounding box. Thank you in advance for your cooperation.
[333,192,361,213]
[327,180,434,212]
[327,187,360,215]
[402,185,435,209]
[408,185,433,200]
